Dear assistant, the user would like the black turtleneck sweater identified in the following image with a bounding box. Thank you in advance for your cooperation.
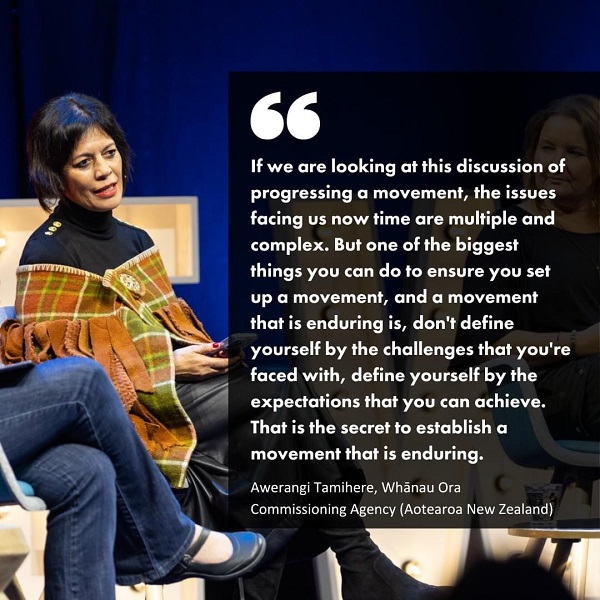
[20,200,154,276]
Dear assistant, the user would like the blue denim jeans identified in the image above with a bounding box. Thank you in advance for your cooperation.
[0,357,195,599]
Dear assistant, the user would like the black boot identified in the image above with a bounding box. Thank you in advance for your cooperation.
[320,527,444,600]
[207,548,286,600]
[235,548,288,600]
[233,528,298,600]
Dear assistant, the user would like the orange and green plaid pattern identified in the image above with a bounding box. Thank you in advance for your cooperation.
[4,247,211,488]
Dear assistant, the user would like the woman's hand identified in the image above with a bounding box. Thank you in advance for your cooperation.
[174,343,243,381]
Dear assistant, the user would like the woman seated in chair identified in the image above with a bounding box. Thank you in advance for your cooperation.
[452,94,599,442]
[0,93,443,600]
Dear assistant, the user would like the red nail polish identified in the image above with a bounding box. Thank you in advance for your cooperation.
[212,342,220,348]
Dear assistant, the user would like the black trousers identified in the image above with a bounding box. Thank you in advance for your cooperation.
[537,353,600,440]
[174,365,364,555]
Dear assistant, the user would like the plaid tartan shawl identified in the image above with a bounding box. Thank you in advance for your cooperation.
[0,247,212,488]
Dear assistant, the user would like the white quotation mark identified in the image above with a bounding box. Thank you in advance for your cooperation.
[250,91,320,140]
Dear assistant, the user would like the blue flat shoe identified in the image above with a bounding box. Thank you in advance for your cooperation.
[157,528,266,584]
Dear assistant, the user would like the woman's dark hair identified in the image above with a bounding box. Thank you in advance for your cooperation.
[26,93,131,212]
[523,94,600,214]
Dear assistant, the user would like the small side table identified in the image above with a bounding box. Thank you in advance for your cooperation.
[0,525,29,600]
[509,518,600,599]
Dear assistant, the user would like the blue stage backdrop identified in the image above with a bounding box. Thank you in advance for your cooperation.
[0,0,598,337]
